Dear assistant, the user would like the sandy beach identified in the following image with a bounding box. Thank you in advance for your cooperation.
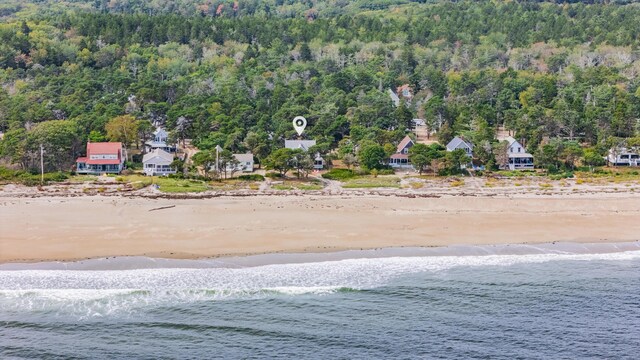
[2,192,640,263]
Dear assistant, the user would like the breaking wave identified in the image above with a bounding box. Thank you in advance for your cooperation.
[1,244,639,318]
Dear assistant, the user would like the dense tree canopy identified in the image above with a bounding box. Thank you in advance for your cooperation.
[1,1,640,172]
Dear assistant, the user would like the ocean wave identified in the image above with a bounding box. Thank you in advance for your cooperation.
[1,249,639,318]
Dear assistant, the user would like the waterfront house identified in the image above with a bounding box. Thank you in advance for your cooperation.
[76,142,125,174]
[145,128,176,153]
[446,136,486,170]
[446,136,474,157]
[284,139,324,169]
[504,136,534,170]
[142,148,176,176]
[231,153,254,172]
[607,147,640,166]
[389,135,414,168]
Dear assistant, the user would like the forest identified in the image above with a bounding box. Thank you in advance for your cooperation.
[1,0,640,173]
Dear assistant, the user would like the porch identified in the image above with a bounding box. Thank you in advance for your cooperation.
[76,163,122,174]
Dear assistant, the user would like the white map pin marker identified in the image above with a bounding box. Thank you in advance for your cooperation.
[293,116,307,136]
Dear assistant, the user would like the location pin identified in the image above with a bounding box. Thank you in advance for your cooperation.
[293,116,307,136]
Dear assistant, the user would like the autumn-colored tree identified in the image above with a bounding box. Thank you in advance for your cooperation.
[105,115,139,160]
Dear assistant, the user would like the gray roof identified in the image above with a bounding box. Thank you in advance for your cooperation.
[143,148,174,163]
[285,139,317,151]
[505,136,518,146]
[446,136,473,152]
[233,153,253,163]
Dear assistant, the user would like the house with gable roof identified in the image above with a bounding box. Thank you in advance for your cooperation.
[446,136,474,157]
[145,128,176,153]
[284,139,324,170]
[142,148,176,176]
[504,136,534,170]
[75,142,125,174]
[389,135,415,168]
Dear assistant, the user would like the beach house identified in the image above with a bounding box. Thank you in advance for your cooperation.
[76,142,125,174]
[504,136,534,170]
[389,135,414,168]
[607,147,640,166]
[446,136,474,157]
[142,148,176,176]
[145,128,176,153]
[230,153,254,172]
[285,139,324,169]
[446,136,486,170]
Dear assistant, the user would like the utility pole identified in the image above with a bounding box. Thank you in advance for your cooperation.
[40,144,44,185]
[215,145,222,179]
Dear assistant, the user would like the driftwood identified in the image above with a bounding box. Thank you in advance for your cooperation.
[148,205,176,212]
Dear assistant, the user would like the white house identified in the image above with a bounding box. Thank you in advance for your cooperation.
[389,135,415,168]
[607,147,640,166]
[145,128,176,153]
[142,148,176,176]
[504,136,534,170]
[446,136,474,157]
[231,153,254,172]
[284,139,324,169]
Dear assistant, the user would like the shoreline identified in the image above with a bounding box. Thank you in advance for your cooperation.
[2,241,639,270]
[2,193,640,265]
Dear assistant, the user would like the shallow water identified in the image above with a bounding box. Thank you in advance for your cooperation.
[1,246,639,359]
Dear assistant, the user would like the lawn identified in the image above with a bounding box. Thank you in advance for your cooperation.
[342,176,401,188]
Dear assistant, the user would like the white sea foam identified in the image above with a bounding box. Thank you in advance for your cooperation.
[1,246,639,318]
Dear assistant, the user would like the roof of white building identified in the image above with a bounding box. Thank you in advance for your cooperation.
[233,153,253,163]
[143,148,174,163]
[285,139,317,151]
[446,136,473,152]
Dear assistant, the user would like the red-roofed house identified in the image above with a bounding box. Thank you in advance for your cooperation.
[76,142,125,174]
[389,135,415,168]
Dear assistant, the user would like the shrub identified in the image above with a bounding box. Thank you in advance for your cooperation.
[322,169,356,180]
[265,172,283,178]
[237,174,265,181]
[376,169,395,175]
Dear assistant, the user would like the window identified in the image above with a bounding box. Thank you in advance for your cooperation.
[518,147,521,153]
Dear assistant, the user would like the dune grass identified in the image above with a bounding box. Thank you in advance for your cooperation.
[342,176,401,189]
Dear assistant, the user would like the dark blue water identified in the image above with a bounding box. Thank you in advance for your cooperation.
[1,251,639,359]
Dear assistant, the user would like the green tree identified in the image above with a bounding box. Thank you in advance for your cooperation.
[358,144,387,170]
[443,149,469,175]
[583,148,606,171]
[26,120,81,172]
[264,148,294,176]
[409,143,445,175]
[191,150,215,178]
[88,130,106,143]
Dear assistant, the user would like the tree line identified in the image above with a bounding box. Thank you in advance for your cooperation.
[1,1,640,173]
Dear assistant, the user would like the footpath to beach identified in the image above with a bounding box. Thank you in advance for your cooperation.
[1,184,640,263]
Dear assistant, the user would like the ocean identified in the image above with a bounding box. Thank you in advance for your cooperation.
[1,243,639,359]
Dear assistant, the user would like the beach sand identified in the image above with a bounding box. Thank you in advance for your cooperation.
[1,194,639,263]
